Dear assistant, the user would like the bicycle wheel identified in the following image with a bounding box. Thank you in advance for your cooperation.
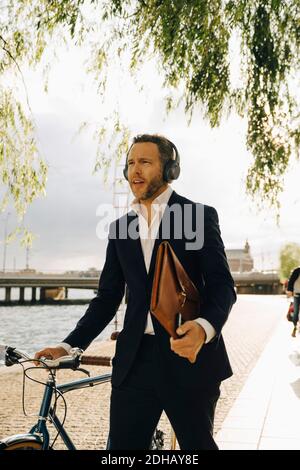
[0,433,43,450]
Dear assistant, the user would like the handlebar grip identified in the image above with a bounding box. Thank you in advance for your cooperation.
[42,356,79,369]
[81,355,112,367]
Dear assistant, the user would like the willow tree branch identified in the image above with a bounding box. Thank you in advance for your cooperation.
[0,34,34,116]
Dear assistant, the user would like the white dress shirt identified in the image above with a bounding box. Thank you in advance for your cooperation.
[58,185,215,353]
[130,185,215,342]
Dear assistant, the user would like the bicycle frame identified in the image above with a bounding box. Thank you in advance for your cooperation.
[29,371,112,450]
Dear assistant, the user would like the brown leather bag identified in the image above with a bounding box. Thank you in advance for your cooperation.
[150,241,201,339]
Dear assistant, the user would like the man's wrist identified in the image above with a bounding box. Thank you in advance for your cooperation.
[194,318,216,343]
[56,342,72,354]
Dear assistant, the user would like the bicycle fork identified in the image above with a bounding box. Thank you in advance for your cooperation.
[30,374,54,449]
[29,373,75,450]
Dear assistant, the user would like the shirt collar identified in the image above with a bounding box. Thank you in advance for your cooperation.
[130,185,173,216]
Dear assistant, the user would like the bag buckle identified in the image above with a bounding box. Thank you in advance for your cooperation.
[180,290,187,307]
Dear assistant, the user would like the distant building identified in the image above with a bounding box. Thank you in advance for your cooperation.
[80,267,100,278]
[226,241,254,273]
[18,268,37,275]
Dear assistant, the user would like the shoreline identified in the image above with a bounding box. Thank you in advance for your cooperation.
[0,299,90,307]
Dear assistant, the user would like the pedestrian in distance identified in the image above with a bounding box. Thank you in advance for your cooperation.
[287,266,300,337]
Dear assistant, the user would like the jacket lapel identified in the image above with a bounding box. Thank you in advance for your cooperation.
[126,210,149,282]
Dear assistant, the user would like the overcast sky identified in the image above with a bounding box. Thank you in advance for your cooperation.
[1,41,300,273]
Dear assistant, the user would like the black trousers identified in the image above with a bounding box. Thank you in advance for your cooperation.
[107,335,220,450]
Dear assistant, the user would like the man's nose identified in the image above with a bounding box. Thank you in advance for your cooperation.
[129,163,142,175]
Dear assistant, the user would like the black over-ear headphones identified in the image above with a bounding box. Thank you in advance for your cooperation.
[123,139,181,183]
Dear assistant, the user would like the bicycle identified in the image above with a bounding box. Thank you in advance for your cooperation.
[0,346,165,450]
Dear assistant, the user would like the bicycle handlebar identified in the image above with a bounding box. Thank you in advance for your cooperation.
[81,355,112,367]
[3,346,113,369]
[41,354,112,368]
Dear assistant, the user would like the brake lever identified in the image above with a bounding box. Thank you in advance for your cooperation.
[5,347,23,366]
[77,368,90,377]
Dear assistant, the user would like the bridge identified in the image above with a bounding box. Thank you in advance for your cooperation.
[0,270,283,305]
[0,274,98,305]
[233,271,282,295]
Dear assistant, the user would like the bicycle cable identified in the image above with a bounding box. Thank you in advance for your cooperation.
[15,358,107,449]
[19,359,68,449]
[47,372,111,448]
[19,359,56,417]
[48,388,68,449]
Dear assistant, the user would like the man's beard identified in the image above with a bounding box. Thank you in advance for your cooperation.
[139,174,165,201]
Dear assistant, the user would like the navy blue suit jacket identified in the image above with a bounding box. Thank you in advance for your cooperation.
[63,191,236,388]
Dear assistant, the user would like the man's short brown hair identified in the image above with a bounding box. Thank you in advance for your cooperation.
[129,134,175,167]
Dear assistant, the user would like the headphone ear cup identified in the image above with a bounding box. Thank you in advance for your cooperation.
[163,159,180,182]
[163,160,172,182]
[164,142,181,182]
[170,162,180,180]
[123,164,128,181]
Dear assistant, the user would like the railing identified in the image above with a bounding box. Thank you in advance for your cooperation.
[0,270,283,304]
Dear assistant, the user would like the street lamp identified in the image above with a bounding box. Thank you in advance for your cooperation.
[2,212,10,273]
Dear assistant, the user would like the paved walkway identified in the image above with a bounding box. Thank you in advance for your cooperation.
[216,317,300,450]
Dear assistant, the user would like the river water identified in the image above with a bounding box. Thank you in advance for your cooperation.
[0,289,124,360]
[1,292,289,366]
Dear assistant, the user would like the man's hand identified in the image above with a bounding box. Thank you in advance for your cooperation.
[170,321,206,364]
[34,346,68,367]
[287,291,293,298]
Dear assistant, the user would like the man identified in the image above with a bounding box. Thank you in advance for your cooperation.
[35,134,236,450]
[287,266,300,337]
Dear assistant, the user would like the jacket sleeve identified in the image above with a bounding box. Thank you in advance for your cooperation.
[62,224,125,350]
[197,206,236,337]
